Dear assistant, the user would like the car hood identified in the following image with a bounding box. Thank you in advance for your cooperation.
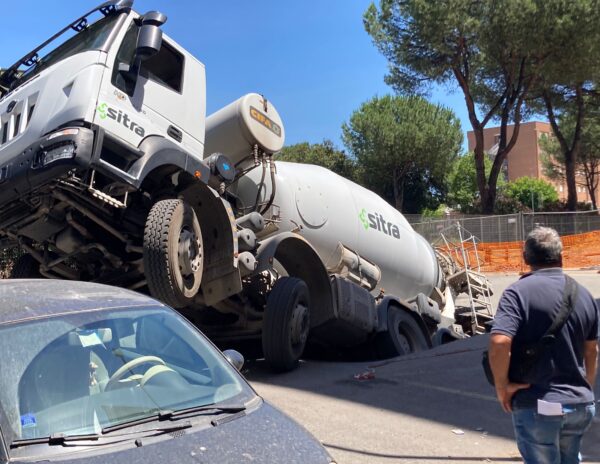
[15,402,331,464]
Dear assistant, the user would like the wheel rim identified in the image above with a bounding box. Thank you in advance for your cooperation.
[395,322,414,354]
[178,226,202,277]
[290,302,310,347]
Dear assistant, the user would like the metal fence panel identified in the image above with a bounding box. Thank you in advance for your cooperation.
[410,211,600,244]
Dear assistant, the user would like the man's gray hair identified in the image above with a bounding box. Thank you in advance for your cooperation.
[524,226,563,265]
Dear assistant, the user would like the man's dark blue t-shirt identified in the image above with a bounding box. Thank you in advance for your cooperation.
[492,268,599,408]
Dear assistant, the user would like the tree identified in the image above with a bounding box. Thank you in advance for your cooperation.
[447,152,505,213]
[275,140,356,180]
[504,177,558,212]
[540,109,600,210]
[364,0,600,213]
[342,95,462,212]
[532,15,600,211]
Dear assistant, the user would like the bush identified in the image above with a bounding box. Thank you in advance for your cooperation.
[421,204,447,219]
[504,177,559,211]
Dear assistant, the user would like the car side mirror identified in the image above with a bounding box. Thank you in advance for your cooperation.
[223,349,245,371]
[118,11,167,89]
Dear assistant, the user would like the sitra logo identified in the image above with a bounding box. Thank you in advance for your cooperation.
[358,208,401,239]
[96,102,145,137]
[97,103,108,119]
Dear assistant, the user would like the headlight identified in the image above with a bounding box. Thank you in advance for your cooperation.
[40,143,76,166]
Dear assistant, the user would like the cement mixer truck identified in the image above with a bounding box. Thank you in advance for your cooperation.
[0,1,485,371]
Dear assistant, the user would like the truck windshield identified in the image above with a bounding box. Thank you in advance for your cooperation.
[0,8,123,96]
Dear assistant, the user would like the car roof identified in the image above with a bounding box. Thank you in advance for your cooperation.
[0,279,164,325]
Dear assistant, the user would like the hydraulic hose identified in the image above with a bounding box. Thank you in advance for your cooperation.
[261,156,277,215]
[252,159,267,213]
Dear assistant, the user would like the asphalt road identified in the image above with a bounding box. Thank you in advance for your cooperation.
[245,271,600,464]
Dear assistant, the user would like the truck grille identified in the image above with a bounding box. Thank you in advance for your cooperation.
[0,92,38,146]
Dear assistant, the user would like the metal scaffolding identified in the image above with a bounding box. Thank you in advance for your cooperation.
[434,222,494,335]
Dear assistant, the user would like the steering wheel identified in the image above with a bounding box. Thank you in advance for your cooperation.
[105,356,166,390]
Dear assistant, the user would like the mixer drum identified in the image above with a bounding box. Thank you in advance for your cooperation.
[235,161,442,300]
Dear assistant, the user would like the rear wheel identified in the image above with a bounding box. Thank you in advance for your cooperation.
[10,254,41,278]
[262,277,310,372]
[376,306,429,358]
[143,199,203,308]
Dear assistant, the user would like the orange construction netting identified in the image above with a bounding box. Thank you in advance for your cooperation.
[441,230,600,273]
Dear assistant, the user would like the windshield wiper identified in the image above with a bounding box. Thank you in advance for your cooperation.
[10,422,193,449]
[11,433,101,448]
[101,404,246,434]
[168,404,247,420]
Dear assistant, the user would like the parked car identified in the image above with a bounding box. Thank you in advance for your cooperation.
[0,280,334,463]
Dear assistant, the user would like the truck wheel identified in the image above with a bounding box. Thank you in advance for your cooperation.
[144,199,203,308]
[262,277,310,372]
[376,306,429,358]
[10,254,41,278]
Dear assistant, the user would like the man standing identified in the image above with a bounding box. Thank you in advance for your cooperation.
[489,227,599,463]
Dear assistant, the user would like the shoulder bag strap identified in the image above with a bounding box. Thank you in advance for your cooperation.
[541,274,579,342]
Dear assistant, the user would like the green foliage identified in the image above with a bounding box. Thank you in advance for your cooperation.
[421,204,447,219]
[364,0,598,103]
[540,107,600,210]
[447,153,505,213]
[342,95,462,213]
[275,140,356,180]
[539,134,563,182]
[364,0,600,213]
[504,177,559,211]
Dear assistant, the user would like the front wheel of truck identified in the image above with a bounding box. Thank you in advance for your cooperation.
[144,199,203,308]
[262,277,310,372]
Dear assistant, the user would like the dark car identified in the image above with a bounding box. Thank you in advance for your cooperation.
[0,280,334,463]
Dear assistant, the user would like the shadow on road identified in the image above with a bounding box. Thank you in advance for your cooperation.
[324,443,523,462]
[244,334,600,462]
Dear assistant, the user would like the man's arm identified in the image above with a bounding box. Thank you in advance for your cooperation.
[488,334,529,413]
[584,340,599,387]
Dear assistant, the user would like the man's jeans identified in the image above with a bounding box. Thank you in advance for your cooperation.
[512,403,596,464]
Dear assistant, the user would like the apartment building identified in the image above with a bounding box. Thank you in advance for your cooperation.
[467,121,597,205]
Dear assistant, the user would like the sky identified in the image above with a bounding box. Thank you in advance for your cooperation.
[0,1,471,151]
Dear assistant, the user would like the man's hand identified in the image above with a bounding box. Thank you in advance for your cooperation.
[489,333,530,412]
[583,340,598,387]
[495,383,530,413]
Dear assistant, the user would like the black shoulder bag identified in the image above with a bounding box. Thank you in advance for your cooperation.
[482,275,578,386]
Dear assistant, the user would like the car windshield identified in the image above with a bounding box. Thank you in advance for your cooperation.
[0,306,251,446]
[1,10,122,94]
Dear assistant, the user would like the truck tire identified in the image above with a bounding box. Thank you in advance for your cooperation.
[376,306,429,358]
[262,277,310,372]
[10,254,41,278]
[144,199,203,308]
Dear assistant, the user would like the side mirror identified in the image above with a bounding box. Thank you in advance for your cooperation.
[222,349,245,372]
[118,11,167,89]
[135,11,167,60]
